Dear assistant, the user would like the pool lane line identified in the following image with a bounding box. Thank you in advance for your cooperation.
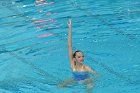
[0,0,63,45]
[0,2,63,50]
[0,39,62,56]
[1,47,61,82]
[69,0,140,43]
[0,33,54,46]
[0,27,63,47]
[86,55,136,84]
[1,0,62,77]
[0,0,67,86]
[0,32,65,55]
[1,0,65,76]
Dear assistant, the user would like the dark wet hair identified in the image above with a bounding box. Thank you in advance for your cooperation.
[73,50,83,58]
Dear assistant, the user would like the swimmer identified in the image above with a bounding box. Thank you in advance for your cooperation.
[58,19,99,93]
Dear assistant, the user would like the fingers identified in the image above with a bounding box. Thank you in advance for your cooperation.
[67,19,72,25]
[69,19,72,24]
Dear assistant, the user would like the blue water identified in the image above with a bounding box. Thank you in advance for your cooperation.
[0,0,140,93]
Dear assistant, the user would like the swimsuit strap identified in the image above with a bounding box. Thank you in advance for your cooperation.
[73,65,84,72]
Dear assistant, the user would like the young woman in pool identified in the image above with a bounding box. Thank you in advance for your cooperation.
[58,19,98,93]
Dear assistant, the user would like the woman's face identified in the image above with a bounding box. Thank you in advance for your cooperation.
[75,52,84,63]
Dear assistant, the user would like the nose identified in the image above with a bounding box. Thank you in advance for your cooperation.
[81,57,84,61]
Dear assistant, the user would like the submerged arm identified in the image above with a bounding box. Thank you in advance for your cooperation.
[85,66,100,78]
[86,66,97,74]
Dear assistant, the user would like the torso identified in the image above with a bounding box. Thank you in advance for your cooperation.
[72,65,85,72]
[72,65,90,81]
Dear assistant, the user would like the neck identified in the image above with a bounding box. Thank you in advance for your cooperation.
[75,62,83,68]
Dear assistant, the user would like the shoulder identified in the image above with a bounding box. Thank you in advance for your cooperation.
[84,65,93,73]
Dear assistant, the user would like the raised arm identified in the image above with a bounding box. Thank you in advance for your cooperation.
[67,19,74,68]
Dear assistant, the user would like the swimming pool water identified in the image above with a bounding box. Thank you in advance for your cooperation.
[0,0,140,93]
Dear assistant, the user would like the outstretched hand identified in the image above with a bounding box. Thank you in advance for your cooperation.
[67,19,72,28]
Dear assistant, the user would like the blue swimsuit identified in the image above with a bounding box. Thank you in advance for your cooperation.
[72,71,90,81]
